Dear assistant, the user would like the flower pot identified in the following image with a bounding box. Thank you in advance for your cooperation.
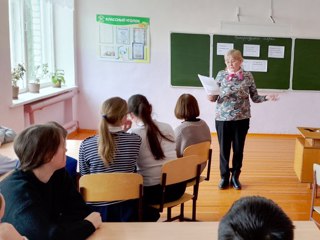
[53,81,61,88]
[28,83,40,93]
[12,86,19,99]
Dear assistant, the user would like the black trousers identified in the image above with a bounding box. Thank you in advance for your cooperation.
[215,119,250,178]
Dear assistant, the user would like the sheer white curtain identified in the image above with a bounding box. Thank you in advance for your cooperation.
[50,0,74,10]
[9,0,54,91]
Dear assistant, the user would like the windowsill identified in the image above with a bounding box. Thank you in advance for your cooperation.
[11,85,78,107]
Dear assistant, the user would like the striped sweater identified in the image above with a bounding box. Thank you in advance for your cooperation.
[79,132,141,175]
[79,131,141,206]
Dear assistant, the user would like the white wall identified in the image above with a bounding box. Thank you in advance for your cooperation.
[74,0,320,134]
[0,0,25,132]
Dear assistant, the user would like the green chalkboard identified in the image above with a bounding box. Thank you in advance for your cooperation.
[171,33,210,87]
[212,35,292,89]
[292,38,320,90]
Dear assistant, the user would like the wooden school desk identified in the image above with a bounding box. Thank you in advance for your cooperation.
[0,142,17,159]
[294,127,320,183]
[297,127,320,148]
[87,221,320,240]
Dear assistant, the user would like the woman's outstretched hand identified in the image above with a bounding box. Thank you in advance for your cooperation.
[266,94,279,101]
[207,95,218,102]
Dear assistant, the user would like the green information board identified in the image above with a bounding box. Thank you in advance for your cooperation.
[292,38,320,90]
[212,35,292,89]
[171,33,210,87]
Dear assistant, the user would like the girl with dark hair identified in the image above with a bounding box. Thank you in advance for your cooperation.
[128,94,186,221]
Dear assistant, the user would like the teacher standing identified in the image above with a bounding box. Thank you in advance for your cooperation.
[208,49,278,190]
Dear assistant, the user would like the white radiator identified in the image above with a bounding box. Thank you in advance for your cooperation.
[24,89,78,132]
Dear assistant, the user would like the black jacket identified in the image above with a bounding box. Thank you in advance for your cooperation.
[0,168,95,240]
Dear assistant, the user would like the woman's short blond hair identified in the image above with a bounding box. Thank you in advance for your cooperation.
[224,49,243,62]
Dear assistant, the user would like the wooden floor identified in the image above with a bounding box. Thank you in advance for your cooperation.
[68,130,318,222]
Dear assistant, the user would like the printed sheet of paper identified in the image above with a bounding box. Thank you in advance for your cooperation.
[198,74,220,95]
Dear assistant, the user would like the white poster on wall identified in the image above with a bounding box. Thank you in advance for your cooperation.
[268,45,285,58]
[243,59,268,72]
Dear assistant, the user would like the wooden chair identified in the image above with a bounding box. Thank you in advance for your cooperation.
[79,173,143,221]
[310,163,320,227]
[149,155,202,222]
[183,141,212,187]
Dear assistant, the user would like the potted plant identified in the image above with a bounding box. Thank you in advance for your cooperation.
[51,69,65,88]
[11,63,26,99]
[29,63,49,93]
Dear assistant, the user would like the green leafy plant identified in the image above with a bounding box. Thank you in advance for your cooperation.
[51,69,65,87]
[11,63,26,87]
[33,63,49,83]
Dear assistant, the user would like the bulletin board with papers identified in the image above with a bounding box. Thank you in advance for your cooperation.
[96,14,150,63]
[212,34,292,90]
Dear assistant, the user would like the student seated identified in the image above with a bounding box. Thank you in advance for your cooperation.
[0,193,27,240]
[79,97,141,222]
[128,94,186,221]
[0,125,16,146]
[174,93,211,158]
[0,122,102,240]
[0,125,19,177]
[218,195,294,240]
[46,122,79,185]
[0,154,19,176]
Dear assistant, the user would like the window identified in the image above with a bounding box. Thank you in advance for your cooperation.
[9,0,54,92]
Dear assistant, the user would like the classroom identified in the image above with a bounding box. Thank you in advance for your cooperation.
[1,0,320,239]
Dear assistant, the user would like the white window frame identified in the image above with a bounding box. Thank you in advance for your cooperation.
[9,0,54,93]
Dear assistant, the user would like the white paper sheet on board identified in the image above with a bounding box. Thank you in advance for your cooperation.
[198,74,220,95]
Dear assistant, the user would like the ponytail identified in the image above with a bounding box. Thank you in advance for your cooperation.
[128,94,173,160]
[98,97,127,165]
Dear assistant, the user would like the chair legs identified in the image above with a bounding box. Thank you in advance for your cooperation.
[164,202,198,222]
[192,198,197,221]
[167,208,172,221]
[179,203,185,221]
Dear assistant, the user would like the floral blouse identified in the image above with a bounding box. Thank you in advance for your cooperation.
[215,69,266,121]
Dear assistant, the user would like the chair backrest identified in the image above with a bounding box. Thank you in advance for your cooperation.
[314,163,320,186]
[161,155,201,185]
[183,141,212,180]
[183,141,211,164]
[79,173,143,202]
